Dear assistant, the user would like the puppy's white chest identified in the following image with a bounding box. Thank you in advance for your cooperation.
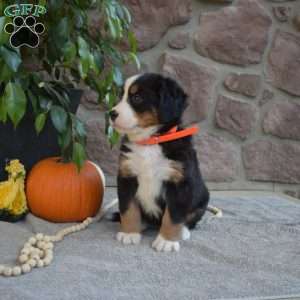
[126,144,171,217]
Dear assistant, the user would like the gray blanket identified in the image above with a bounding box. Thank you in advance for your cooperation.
[0,190,299,300]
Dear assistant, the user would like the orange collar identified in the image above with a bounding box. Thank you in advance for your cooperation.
[135,126,199,145]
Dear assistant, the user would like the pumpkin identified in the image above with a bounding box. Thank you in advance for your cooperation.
[26,157,105,223]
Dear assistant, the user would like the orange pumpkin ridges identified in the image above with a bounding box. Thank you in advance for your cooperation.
[26,157,104,223]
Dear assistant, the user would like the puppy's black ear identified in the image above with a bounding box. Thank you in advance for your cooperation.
[158,77,188,124]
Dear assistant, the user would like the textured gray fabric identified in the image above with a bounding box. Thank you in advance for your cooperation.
[0,190,299,300]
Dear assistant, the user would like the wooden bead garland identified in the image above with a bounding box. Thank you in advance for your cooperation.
[0,198,118,277]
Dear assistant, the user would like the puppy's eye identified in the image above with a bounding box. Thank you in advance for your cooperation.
[131,94,143,104]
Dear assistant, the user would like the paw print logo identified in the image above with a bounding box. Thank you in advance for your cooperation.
[4,16,45,48]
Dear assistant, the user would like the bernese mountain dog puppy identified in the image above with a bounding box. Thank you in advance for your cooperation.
[109,73,209,252]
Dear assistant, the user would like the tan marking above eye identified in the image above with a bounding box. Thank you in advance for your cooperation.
[129,84,139,95]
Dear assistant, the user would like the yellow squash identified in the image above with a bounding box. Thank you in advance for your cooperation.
[0,160,28,222]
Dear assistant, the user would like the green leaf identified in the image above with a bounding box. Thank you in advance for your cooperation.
[77,36,89,58]
[107,125,119,146]
[128,31,137,53]
[110,130,120,145]
[56,17,69,42]
[78,59,89,79]
[114,18,122,38]
[27,90,38,114]
[0,96,7,122]
[75,119,86,138]
[108,18,117,40]
[0,17,9,45]
[39,0,47,6]
[39,96,52,111]
[73,7,85,28]
[77,37,90,78]
[3,82,27,128]
[123,6,132,24]
[50,105,67,133]
[105,92,117,110]
[48,0,63,11]
[113,67,123,87]
[0,59,12,82]
[88,53,99,74]
[129,53,141,70]
[105,5,117,19]
[93,52,104,70]
[72,142,86,171]
[0,46,22,72]
[58,126,72,150]
[63,41,76,64]
[105,69,114,87]
[35,113,47,134]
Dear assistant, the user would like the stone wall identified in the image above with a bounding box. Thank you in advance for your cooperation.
[78,0,300,197]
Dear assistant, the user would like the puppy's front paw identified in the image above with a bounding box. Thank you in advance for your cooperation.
[152,234,180,252]
[116,232,142,245]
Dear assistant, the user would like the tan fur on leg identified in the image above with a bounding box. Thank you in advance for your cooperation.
[120,201,142,234]
[159,207,183,241]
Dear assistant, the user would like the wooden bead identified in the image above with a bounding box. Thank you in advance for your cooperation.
[45,249,53,256]
[31,248,40,255]
[30,254,40,261]
[37,260,44,268]
[24,243,31,249]
[0,205,100,277]
[3,267,12,277]
[19,254,28,264]
[36,233,44,240]
[43,257,52,266]
[37,241,45,249]
[28,259,37,268]
[45,243,54,250]
[28,237,37,245]
[44,236,51,242]
[21,248,30,256]
[12,266,22,276]
[21,264,31,273]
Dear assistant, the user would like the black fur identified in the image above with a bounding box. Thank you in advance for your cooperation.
[158,77,188,125]
[116,73,209,232]
[160,135,209,229]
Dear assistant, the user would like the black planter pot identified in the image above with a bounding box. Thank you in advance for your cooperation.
[0,89,82,180]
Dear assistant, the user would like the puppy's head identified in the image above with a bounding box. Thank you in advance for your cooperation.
[110,73,187,140]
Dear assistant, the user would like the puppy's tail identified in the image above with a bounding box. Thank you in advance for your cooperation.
[206,205,223,217]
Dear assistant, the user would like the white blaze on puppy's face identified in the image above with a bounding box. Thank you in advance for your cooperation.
[111,75,140,132]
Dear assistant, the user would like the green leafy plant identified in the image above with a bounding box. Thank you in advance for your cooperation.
[0,0,139,169]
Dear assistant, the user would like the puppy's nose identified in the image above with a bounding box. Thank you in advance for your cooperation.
[109,109,119,121]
